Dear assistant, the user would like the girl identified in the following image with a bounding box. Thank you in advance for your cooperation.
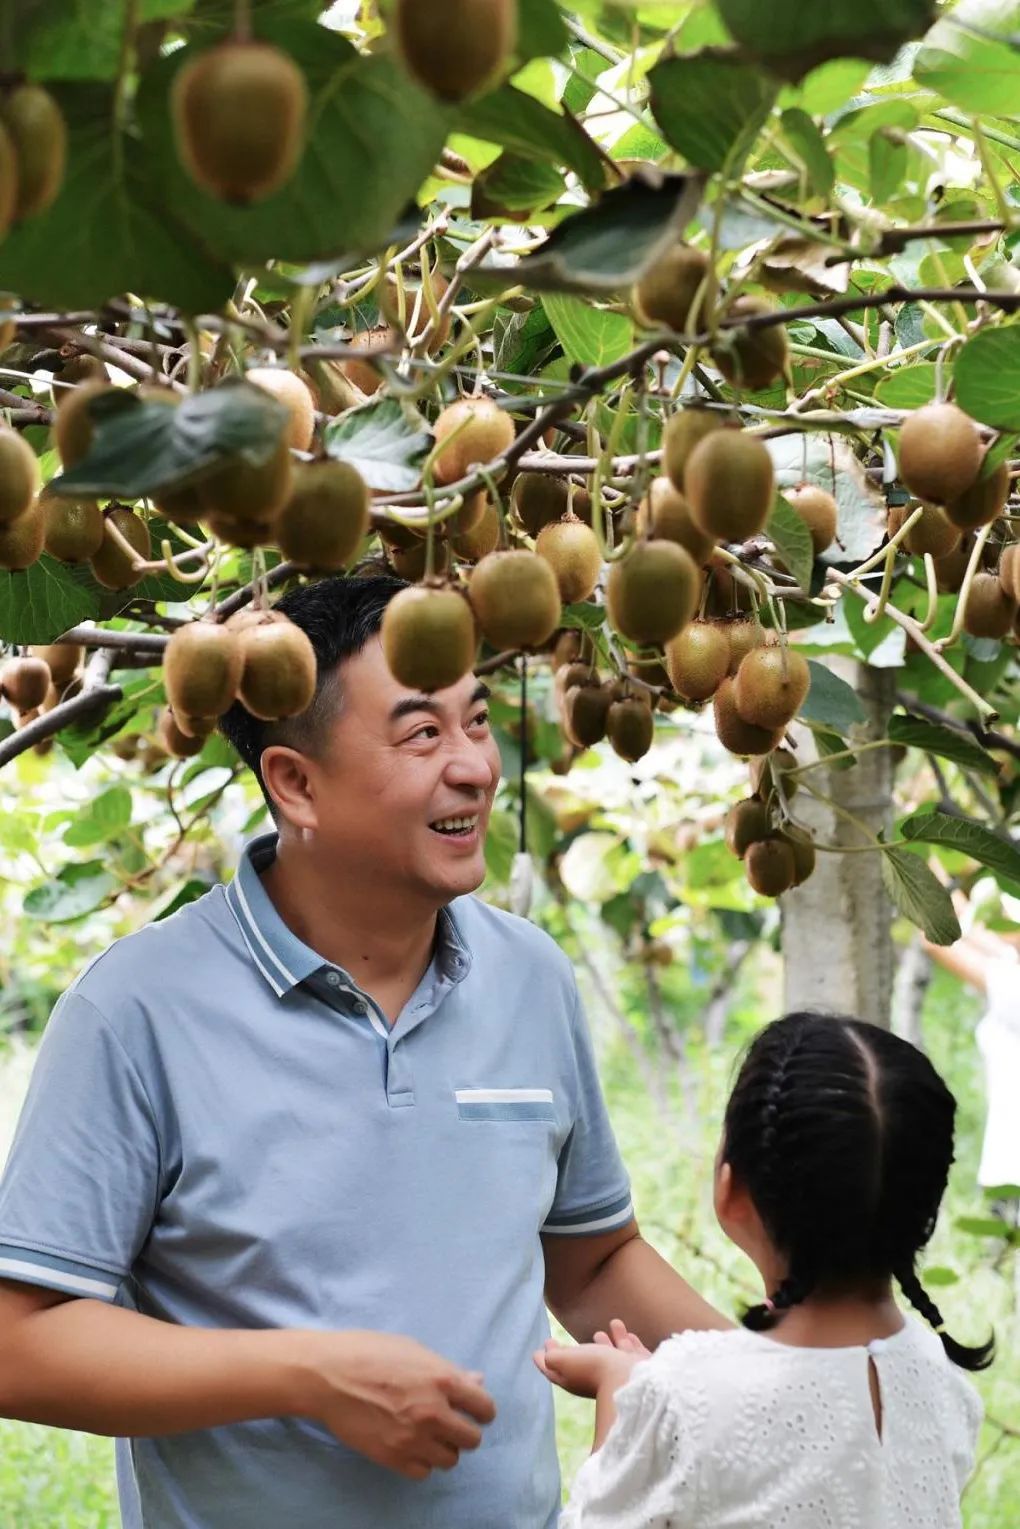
[536,1011,992,1528]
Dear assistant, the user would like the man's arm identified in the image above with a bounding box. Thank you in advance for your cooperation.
[0,1279,494,1481]
[542,1220,732,1351]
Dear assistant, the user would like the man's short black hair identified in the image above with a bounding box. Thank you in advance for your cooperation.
[219,573,408,812]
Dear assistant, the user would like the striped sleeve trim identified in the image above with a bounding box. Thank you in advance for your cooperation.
[0,1244,122,1301]
[542,1190,634,1237]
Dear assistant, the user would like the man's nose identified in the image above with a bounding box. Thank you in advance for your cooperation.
[446,735,498,791]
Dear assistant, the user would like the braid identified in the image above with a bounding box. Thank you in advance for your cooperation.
[743,1271,814,1333]
[896,1264,994,1373]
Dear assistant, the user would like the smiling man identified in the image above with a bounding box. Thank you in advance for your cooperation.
[0,575,725,1529]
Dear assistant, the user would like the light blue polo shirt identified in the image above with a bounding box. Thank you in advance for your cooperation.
[0,833,632,1529]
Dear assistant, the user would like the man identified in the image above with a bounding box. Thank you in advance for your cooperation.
[0,575,726,1528]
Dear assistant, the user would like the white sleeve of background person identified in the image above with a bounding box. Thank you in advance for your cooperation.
[975,950,1020,1190]
[0,991,161,1302]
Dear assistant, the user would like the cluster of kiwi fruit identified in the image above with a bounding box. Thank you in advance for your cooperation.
[549,636,657,766]
[0,643,84,752]
[725,749,817,898]
[0,81,66,239]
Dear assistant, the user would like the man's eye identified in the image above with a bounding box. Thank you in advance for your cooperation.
[412,724,440,740]
[470,710,490,728]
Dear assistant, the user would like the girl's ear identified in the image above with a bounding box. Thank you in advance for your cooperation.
[715,1160,755,1229]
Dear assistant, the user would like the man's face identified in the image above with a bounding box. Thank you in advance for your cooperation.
[298,636,502,905]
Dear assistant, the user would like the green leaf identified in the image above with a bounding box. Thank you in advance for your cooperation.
[915,0,1020,114]
[23,860,119,923]
[954,327,1020,431]
[559,601,606,632]
[779,108,834,195]
[812,727,856,770]
[868,128,908,203]
[0,556,105,645]
[542,294,634,368]
[717,0,936,82]
[457,86,605,192]
[887,715,1000,778]
[492,307,557,381]
[767,493,814,592]
[874,363,939,410]
[323,399,431,493]
[882,846,962,945]
[900,810,1020,888]
[63,786,133,848]
[842,587,900,662]
[955,1215,1016,1240]
[649,48,778,172]
[922,1266,960,1286]
[0,85,233,312]
[471,153,566,219]
[517,0,570,60]
[12,0,192,80]
[799,660,866,732]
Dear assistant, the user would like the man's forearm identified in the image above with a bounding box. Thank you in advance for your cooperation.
[555,1235,733,1349]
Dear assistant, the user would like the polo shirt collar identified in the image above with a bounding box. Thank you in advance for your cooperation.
[225,831,472,999]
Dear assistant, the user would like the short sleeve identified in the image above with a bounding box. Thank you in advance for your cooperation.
[543,988,632,1237]
[561,1368,697,1528]
[0,991,161,1301]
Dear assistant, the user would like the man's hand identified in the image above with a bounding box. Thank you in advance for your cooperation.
[306,1330,496,1481]
[533,1320,649,1401]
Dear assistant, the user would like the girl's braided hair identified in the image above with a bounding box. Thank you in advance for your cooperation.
[722,1011,993,1372]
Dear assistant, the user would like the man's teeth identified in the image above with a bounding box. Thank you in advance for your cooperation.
[432,815,479,833]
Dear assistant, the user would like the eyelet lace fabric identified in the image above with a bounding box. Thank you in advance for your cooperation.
[561,1319,982,1528]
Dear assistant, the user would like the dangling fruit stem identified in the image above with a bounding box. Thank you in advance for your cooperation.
[937,522,994,650]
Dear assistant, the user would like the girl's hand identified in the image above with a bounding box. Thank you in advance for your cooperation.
[594,1317,652,1361]
[532,1336,644,1400]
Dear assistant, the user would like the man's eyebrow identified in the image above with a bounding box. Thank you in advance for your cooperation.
[471,682,492,706]
[388,681,491,725]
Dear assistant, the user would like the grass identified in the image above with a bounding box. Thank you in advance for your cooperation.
[0,970,1016,1525]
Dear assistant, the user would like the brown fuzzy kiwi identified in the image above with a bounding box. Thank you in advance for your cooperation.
[159,707,206,759]
[432,398,515,487]
[962,572,1017,639]
[238,616,317,720]
[1,656,51,711]
[552,630,584,670]
[387,535,451,582]
[782,831,817,887]
[0,496,44,569]
[205,513,279,549]
[724,797,771,859]
[606,697,655,763]
[29,643,82,687]
[164,619,244,726]
[1,84,67,219]
[749,745,799,806]
[381,584,477,693]
[662,407,734,491]
[734,645,810,730]
[153,480,207,525]
[563,683,611,748]
[0,296,15,350]
[380,271,452,354]
[0,121,15,237]
[999,543,1020,604]
[636,476,715,565]
[198,435,293,524]
[559,661,598,694]
[452,489,487,536]
[898,402,981,504]
[52,380,115,467]
[0,426,39,524]
[245,368,317,451]
[395,0,516,102]
[664,620,730,701]
[340,328,393,397]
[535,516,602,604]
[893,501,961,559]
[41,493,105,563]
[724,619,763,676]
[703,559,755,618]
[53,353,108,394]
[785,483,838,554]
[171,40,307,203]
[745,836,797,897]
[684,430,775,544]
[945,459,1010,530]
[713,676,783,756]
[710,298,789,392]
[606,539,700,646]
[469,550,562,650]
[932,539,972,594]
[276,461,370,571]
[89,506,151,590]
[511,472,569,537]
[627,654,670,690]
[632,244,715,333]
[449,496,502,562]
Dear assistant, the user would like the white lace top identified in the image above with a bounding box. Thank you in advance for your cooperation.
[562,1319,983,1528]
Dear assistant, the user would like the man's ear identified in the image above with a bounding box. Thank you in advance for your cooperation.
[261,745,318,830]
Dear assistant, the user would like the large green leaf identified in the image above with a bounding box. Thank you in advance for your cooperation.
[800,660,866,732]
[518,0,571,60]
[887,715,1000,778]
[323,399,431,493]
[874,363,940,411]
[882,846,962,945]
[542,294,634,368]
[23,861,119,923]
[649,48,778,172]
[779,108,835,195]
[0,557,108,646]
[767,493,814,592]
[954,326,1020,431]
[63,786,133,848]
[901,810,1020,888]
[471,154,566,219]
[915,0,1020,114]
[11,0,190,79]
[457,86,606,192]
[717,0,935,82]
[0,86,233,312]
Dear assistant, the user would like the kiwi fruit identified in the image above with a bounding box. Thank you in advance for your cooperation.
[1,656,50,711]
[749,745,799,806]
[198,435,293,524]
[703,559,755,618]
[662,407,734,491]
[395,0,516,102]
[636,477,715,565]
[340,328,394,397]
[468,550,561,651]
[684,430,775,543]
[710,298,789,393]
[381,584,477,692]
[724,618,763,675]
[89,506,151,590]
[29,643,82,687]
[606,697,655,763]
[171,40,307,203]
[890,501,960,559]
[52,380,115,468]
[945,460,1010,530]
[606,539,700,646]
[0,427,39,526]
[41,493,105,563]
[724,797,771,859]
[551,629,585,671]
[898,402,981,505]
[159,707,206,759]
[451,489,487,537]
[511,472,569,537]
[153,480,207,525]
[785,483,838,554]
[632,244,715,333]
[245,368,317,451]
[999,543,1020,604]
[563,683,611,748]
[933,539,972,594]
[627,654,670,690]
[0,496,44,569]
[53,353,108,393]
[535,516,602,604]
[164,620,244,728]
[205,513,279,549]
[432,398,515,487]
[380,270,452,354]
[0,124,15,238]
[733,645,810,730]
[962,572,1017,639]
[387,535,451,582]
[713,676,783,756]
[237,616,317,720]
[745,836,797,897]
[0,296,16,350]
[0,84,67,219]
[782,831,817,887]
[276,461,370,570]
[559,661,598,694]
[664,620,730,701]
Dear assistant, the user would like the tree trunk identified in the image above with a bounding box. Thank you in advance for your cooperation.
[781,661,897,1029]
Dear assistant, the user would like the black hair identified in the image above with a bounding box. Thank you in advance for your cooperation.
[722,1010,994,1372]
[219,573,408,813]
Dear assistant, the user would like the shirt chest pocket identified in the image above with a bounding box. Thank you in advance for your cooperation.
[454,1087,556,1122]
